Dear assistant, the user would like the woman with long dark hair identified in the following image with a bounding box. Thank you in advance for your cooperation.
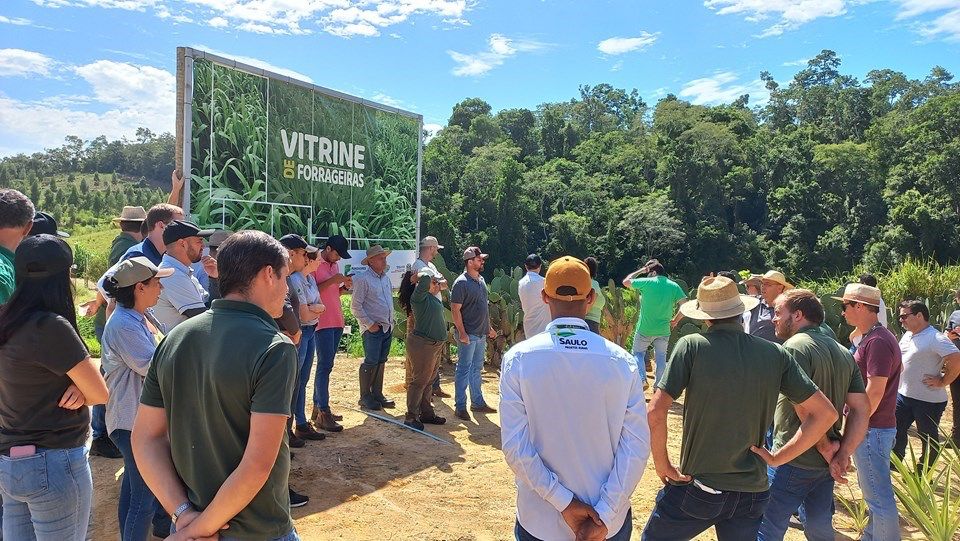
[0,234,108,540]
[101,257,172,541]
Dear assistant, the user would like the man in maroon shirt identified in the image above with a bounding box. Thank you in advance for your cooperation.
[835,283,902,541]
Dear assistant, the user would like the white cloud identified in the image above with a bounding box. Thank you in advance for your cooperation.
[207,15,228,27]
[191,46,315,82]
[321,0,467,37]
[0,49,55,77]
[703,0,871,37]
[422,122,442,142]
[894,0,960,40]
[679,71,769,105]
[782,57,810,66]
[447,33,548,77]
[73,60,174,107]
[597,33,659,55]
[371,92,404,108]
[0,15,33,25]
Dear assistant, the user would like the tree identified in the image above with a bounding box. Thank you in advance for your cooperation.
[448,98,492,130]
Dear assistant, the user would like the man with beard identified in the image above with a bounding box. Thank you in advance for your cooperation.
[153,220,217,332]
[451,246,498,421]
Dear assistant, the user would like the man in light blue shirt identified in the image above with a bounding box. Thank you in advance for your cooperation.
[153,221,215,332]
[350,245,396,410]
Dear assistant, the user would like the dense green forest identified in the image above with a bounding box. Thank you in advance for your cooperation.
[2,50,958,287]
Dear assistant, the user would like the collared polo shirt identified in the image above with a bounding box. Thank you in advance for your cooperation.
[153,254,208,332]
[101,305,157,434]
[659,321,818,492]
[500,318,649,540]
[122,237,163,265]
[899,325,958,403]
[313,258,345,329]
[350,267,394,332]
[518,271,551,337]
[451,272,489,337]
[140,300,297,540]
[0,245,15,304]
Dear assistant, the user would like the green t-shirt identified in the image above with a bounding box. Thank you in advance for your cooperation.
[659,322,819,492]
[140,300,298,540]
[0,246,15,304]
[586,279,605,323]
[94,232,140,329]
[631,276,686,337]
[774,326,865,470]
[411,274,447,342]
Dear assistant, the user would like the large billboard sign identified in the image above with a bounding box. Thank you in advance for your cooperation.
[175,47,421,284]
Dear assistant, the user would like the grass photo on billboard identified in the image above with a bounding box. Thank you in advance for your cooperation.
[182,48,421,250]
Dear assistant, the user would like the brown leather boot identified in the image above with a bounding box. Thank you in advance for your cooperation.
[317,411,344,432]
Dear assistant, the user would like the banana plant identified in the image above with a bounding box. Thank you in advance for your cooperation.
[601,279,638,347]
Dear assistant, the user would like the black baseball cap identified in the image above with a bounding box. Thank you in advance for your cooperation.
[279,234,318,253]
[324,234,350,259]
[162,220,215,245]
[30,212,70,238]
[15,234,73,279]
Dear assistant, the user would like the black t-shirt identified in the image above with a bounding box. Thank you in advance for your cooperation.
[0,313,90,453]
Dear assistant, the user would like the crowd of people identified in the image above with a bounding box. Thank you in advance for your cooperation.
[1,179,959,541]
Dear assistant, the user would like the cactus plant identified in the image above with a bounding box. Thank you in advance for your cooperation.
[486,267,524,368]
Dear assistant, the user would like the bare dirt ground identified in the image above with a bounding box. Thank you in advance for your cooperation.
[90,354,941,540]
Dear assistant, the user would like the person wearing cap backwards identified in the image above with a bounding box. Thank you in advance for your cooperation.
[451,246,498,421]
[835,282,902,540]
[518,254,552,338]
[351,245,397,410]
[410,235,451,398]
[100,257,173,541]
[642,276,837,541]
[310,235,352,431]
[0,188,35,304]
[0,234,109,540]
[133,231,301,541]
[152,220,217,332]
[501,256,649,541]
[621,259,687,389]
[758,289,870,541]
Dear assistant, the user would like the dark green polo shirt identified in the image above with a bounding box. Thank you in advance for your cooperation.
[412,274,446,342]
[0,245,15,304]
[140,299,298,540]
[659,321,819,492]
[774,326,865,470]
[94,232,140,329]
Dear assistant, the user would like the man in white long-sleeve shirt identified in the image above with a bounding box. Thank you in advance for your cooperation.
[518,253,552,337]
[501,256,650,541]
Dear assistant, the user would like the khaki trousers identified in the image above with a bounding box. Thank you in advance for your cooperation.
[406,333,443,418]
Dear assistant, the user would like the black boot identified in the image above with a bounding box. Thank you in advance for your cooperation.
[358,364,381,410]
[373,363,395,409]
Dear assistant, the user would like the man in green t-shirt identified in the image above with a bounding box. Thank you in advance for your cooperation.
[621,259,686,387]
[759,289,870,541]
[133,231,301,541]
[643,276,838,541]
[0,189,35,304]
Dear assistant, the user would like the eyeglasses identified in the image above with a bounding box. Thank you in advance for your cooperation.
[898,313,914,321]
[842,302,857,311]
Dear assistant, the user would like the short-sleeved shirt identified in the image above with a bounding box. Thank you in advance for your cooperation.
[854,324,902,429]
[313,258,345,329]
[630,276,686,337]
[0,246,15,304]
[451,272,489,337]
[774,326,866,470]
[122,238,163,265]
[411,273,446,341]
[0,313,90,453]
[140,300,297,540]
[518,271,551,337]
[746,300,782,344]
[94,232,140,329]
[101,305,157,434]
[586,279,606,324]
[948,310,960,349]
[289,272,321,327]
[899,325,958,403]
[153,254,208,332]
[658,322,818,492]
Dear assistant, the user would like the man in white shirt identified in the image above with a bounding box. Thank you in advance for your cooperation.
[501,256,650,541]
[517,254,552,338]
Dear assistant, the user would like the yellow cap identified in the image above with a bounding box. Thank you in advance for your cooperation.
[544,256,592,301]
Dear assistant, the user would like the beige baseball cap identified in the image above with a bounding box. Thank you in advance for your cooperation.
[420,236,443,249]
[110,256,174,287]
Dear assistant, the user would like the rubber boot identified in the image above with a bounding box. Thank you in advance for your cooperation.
[358,364,381,410]
[373,363,395,408]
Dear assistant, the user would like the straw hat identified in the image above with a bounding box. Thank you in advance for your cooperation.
[679,276,761,320]
[361,245,391,265]
[761,270,793,290]
[112,206,147,224]
[831,283,882,307]
[739,273,763,287]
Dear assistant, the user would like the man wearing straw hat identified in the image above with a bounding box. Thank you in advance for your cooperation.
[739,274,762,297]
[643,276,837,541]
[835,282,902,541]
[743,270,793,344]
[351,245,397,410]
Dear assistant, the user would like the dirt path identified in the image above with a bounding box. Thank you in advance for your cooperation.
[91,354,937,540]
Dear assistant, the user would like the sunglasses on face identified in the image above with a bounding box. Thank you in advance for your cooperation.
[842,302,857,311]
[898,313,915,321]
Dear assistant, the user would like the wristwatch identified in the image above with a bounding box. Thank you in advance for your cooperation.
[171,501,194,526]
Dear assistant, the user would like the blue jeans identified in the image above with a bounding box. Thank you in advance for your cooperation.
[515,509,633,540]
[313,327,343,409]
[894,393,947,468]
[641,483,770,541]
[0,446,92,541]
[853,427,900,541]
[92,326,107,440]
[110,430,157,541]
[455,334,488,411]
[294,325,317,426]
[171,521,300,541]
[633,333,668,388]
[361,328,392,366]
[758,464,835,541]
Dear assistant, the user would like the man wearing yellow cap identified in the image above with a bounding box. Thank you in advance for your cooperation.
[501,257,649,541]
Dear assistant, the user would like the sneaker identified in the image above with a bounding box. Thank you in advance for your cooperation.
[294,424,326,441]
[455,409,471,421]
[90,436,122,459]
[404,418,425,431]
[420,414,447,425]
[470,404,497,414]
[289,488,309,508]
[288,430,306,448]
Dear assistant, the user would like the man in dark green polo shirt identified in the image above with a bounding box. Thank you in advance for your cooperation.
[643,276,838,541]
[133,230,301,541]
[0,189,35,304]
[759,289,869,541]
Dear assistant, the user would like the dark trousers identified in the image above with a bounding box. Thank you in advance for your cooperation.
[894,393,947,467]
[642,483,769,541]
[406,334,443,418]
[952,377,960,445]
[110,429,158,541]
[516,509,633,541]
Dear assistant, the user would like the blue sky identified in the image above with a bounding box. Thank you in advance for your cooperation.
[1,0,959,157]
